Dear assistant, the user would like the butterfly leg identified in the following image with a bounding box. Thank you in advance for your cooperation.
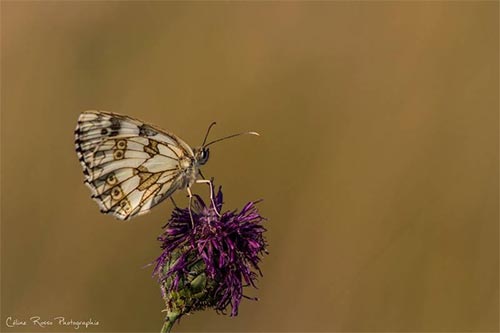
[195,179,221,217]
[169,196,178,209]
[186,187,195,228]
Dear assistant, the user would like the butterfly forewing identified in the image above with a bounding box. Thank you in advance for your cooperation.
[75,110,194,220]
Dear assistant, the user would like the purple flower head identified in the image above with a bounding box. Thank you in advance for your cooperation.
[154,186,267,332]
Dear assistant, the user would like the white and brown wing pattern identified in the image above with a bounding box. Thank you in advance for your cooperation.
[75,110,195,220]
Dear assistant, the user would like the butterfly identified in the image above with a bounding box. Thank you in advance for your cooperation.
[74,110,259,221]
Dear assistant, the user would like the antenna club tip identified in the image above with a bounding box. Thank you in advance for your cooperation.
[249,131,260,136]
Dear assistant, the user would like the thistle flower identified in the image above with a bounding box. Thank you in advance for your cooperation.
[153,186,267,333]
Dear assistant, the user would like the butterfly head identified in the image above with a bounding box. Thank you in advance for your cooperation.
[194,147,210,165]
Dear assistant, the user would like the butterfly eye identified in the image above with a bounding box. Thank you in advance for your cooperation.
[199,148,209,164]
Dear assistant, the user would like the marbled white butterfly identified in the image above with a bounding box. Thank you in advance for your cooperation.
[75,110,258,220]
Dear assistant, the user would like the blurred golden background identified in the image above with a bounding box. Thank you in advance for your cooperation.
[1,2,498,332]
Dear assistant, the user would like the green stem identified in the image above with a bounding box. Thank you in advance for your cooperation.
[160,311,181,333]
[160,319,175,333]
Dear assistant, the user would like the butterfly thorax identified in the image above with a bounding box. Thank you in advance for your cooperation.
[177,147,209,189]
[178,155,198,189]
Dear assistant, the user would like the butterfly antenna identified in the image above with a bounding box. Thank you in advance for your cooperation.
[204,131,260,147]
[202,122,217,146]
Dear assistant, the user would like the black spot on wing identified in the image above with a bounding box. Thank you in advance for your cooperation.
[139,125,158,137]
[110,117,121,130]
[109,117,121,137]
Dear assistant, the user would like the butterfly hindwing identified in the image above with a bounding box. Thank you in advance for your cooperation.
[75,110,194,220]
